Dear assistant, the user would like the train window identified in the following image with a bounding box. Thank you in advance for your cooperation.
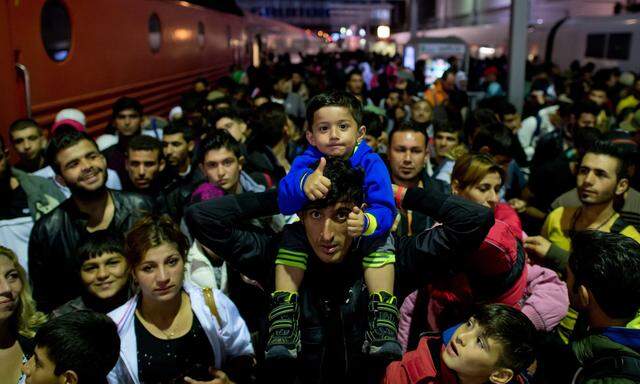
[607,33,631,60]
[40,0,72,62]
[585,33,606,58]
[148,13,162,53]
[197,22,205,48]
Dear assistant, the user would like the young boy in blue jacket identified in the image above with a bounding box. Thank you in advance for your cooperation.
[268,91,398,360]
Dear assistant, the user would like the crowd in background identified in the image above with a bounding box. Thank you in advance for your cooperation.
[1,49,640,384]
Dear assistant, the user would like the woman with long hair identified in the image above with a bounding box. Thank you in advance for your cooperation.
[108,215,254,384]
[398,153,568,352]
[0,246,47,384]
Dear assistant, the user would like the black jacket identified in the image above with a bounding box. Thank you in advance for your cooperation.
[28,190,153,312]
[185,184,493,383]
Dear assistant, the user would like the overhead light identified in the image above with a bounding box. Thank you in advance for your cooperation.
[479,46,495,55]
[359,28,366,37]
[377,25,390,39]
[340,27,347,34]
[346,29,353,36]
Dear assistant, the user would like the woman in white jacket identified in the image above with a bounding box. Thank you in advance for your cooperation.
[107,215,254,384]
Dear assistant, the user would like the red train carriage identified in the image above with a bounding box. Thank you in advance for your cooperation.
[0,0,313,142]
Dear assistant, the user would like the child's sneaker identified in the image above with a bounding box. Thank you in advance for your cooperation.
[362,291,402,359]
[265,291,301,360]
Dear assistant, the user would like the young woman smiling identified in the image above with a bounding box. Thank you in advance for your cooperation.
[107,215,254,384]
[0,246,47,384]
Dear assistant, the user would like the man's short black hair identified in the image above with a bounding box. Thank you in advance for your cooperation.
[304,158,364,211]
[583,139,629,180]
[253,102,288,147]
[112,96,143,117]
[572,100,600,118]
[163,118,195,143]
[211,108,245,126]
[471,123,514,157]
[362,111,383,139]
[306,91,363,130]
[389,121,428,146]
[9,118,41,136]
[181,92,205,113]
[34,311,120,384]
[434,119,463,136]
[569,230,640,320]
[197,130,242,165]
[126,134,163,159]
[76,230,125,263]
[473,304,536,375]
[45,126,99,174]
[498,102,518,120]
[346,68,363,81]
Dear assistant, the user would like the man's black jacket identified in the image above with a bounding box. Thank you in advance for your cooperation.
[185,182,493,383]
[28,190,153,312]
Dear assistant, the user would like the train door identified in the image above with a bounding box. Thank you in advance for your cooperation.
[0,0,29,141]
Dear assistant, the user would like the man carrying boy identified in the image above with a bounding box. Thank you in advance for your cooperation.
[22,311,120,384]
[185,159,494,383]
[274,91,398,360]
[384,304,537,384]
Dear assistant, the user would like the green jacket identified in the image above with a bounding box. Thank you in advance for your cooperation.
[572,325,640,384]
[12,168,65,221]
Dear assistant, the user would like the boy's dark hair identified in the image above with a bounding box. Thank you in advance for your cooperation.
[473,304,536,374]
[197,130,242,165]
[304,158,364,211]
[306,91,363,130]
[569,230,640,319]
[126,134,163,158]
[362,111,384,139]
[471,123,514,157]
[253,102,288,147]
[76,230,125,263]
[583,139,629,180]
[589,82,608,94]
[45,126,99,174]
[163,118,195,142]
[112,96,143,117]
[181,92,205,113]
[34,311,120,383]
[9,118,41,136]
[390,121,428,146]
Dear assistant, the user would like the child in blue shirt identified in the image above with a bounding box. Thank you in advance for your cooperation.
[267,91,399,360]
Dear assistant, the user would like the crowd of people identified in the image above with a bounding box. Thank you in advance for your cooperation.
[1,50,639,384]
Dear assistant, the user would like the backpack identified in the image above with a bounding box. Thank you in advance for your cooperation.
[574,354,640,383]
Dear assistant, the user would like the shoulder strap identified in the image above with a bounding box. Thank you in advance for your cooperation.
[610,216,628,234]
[202,287,223,327]
[576,355,640,383]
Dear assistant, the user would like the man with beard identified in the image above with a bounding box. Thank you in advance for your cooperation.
[160,120,204,221]
[387,122,449,236]
[185,158,493,383]
[0,136,64,273]
[525,140,640,346]
[528,101,600,212]
[525,140,640,271]
[29,127,153,312]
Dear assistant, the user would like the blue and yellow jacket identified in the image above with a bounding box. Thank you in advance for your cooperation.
[277,141,395,237]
